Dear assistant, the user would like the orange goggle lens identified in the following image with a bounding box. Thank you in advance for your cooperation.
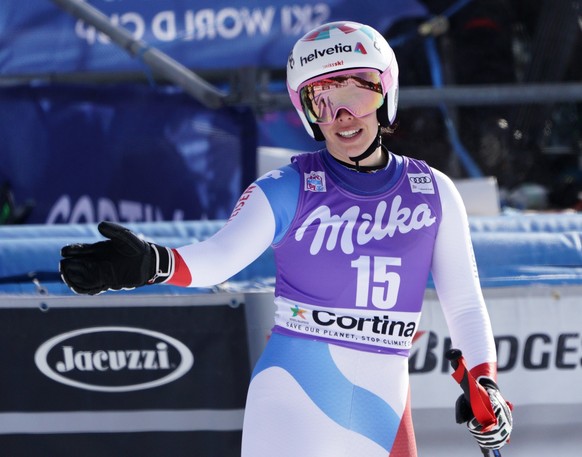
[299,70,384,124]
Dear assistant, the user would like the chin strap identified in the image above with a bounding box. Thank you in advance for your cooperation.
[348,126,382,172]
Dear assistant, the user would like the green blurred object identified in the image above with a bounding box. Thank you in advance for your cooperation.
[0,183,34,225]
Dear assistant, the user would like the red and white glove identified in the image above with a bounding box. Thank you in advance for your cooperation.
[455,376,513,450]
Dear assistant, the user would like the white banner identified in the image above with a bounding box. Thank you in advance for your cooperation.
[410,285,582,408]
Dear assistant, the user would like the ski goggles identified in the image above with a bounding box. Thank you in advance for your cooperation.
[297,69,386,125]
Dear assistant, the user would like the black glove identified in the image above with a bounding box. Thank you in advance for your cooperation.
[455,377,513,450]
[60,221,173,295]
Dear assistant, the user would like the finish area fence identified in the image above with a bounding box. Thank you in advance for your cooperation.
[1,214,582,456]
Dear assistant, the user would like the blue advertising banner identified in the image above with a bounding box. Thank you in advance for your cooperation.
[0,0,428,75]
[0,83,256,224]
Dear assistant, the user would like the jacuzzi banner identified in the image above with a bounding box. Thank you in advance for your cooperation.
[0,0,428,74]
[0,296,250,457]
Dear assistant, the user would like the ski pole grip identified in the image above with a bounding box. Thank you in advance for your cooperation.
[446,348,463,368]
[446,348,498,456]
[446,348,497,430]
[446,348,470,401]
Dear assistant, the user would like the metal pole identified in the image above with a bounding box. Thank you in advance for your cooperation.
[260,82,582,111]
[50,0,227,109]
[398,82,582,107]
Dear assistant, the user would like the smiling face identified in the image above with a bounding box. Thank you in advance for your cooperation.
[318,109,383,166]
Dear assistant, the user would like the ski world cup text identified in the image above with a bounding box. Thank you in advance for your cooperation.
[75,4,331,45]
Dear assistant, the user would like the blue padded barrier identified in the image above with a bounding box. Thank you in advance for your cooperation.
[0,221,275,295]
[0,221,229,279]
[471,231,582,266]
[470,213,582,233]
[1,216,582,293]
[0,221,228,240]
[467,214,582,286]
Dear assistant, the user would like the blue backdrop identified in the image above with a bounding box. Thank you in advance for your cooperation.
[0,83,256,224]
[0,0,428,74]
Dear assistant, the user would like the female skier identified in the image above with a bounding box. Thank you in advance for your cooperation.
[60,21,512,457]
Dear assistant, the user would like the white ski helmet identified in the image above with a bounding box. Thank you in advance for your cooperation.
[287,21,399,141]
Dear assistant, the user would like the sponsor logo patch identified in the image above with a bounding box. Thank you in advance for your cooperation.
[408,173,435,194]
[304,171,326,192]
